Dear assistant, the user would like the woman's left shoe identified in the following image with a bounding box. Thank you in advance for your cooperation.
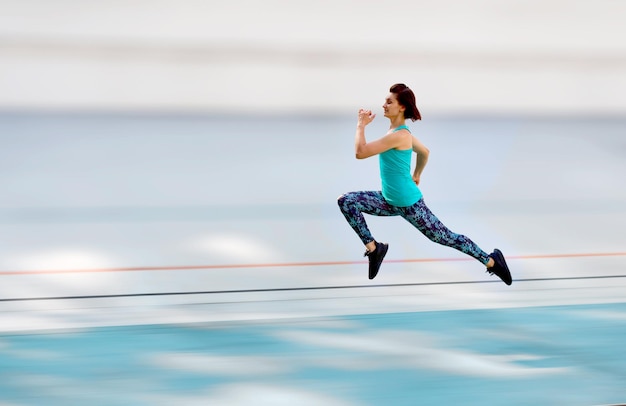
[487,249,512,285]
[364,242,388,280]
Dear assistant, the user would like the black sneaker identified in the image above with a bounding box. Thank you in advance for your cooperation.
[487,249,512,285]
[364,242,388,280]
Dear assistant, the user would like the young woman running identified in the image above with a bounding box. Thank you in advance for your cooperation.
[337,83,512,284]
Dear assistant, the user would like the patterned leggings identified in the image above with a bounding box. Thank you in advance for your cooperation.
[337,191,489,265]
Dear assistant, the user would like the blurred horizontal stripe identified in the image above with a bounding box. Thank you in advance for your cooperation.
[2,38,626,69]
[0,198,623,224]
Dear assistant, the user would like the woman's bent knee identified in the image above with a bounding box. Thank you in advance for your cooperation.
[337,193,347,207]
[337,192,356,207]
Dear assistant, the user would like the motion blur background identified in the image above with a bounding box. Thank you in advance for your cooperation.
[2,0,626,114]
[1,1,625,405]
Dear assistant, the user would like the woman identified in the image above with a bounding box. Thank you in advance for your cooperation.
[337,83,512,284]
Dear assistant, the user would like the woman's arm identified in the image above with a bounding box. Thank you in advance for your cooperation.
[411,136,430,185]
[354,109,407,159]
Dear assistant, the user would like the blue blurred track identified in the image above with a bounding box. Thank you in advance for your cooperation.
[1,303,625,405]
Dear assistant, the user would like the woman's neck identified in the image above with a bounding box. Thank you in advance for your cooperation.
[389,117,406,130]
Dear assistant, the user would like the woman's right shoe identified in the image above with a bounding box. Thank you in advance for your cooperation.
[364,242,388,280]
[487,249,512,285]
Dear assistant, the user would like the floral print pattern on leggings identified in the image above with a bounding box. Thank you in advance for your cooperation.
[337,190,489,264]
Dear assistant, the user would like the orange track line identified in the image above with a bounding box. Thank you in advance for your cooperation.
[1,252,625,276]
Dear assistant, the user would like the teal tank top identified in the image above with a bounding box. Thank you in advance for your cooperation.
[379,125,422,207]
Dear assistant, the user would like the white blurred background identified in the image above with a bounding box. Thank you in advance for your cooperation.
[1,0,626,115]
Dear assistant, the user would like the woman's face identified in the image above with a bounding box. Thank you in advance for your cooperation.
[382,93,405,118]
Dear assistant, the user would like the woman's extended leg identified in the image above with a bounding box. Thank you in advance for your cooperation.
[400,198,490,265]
[337,191,398,245]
